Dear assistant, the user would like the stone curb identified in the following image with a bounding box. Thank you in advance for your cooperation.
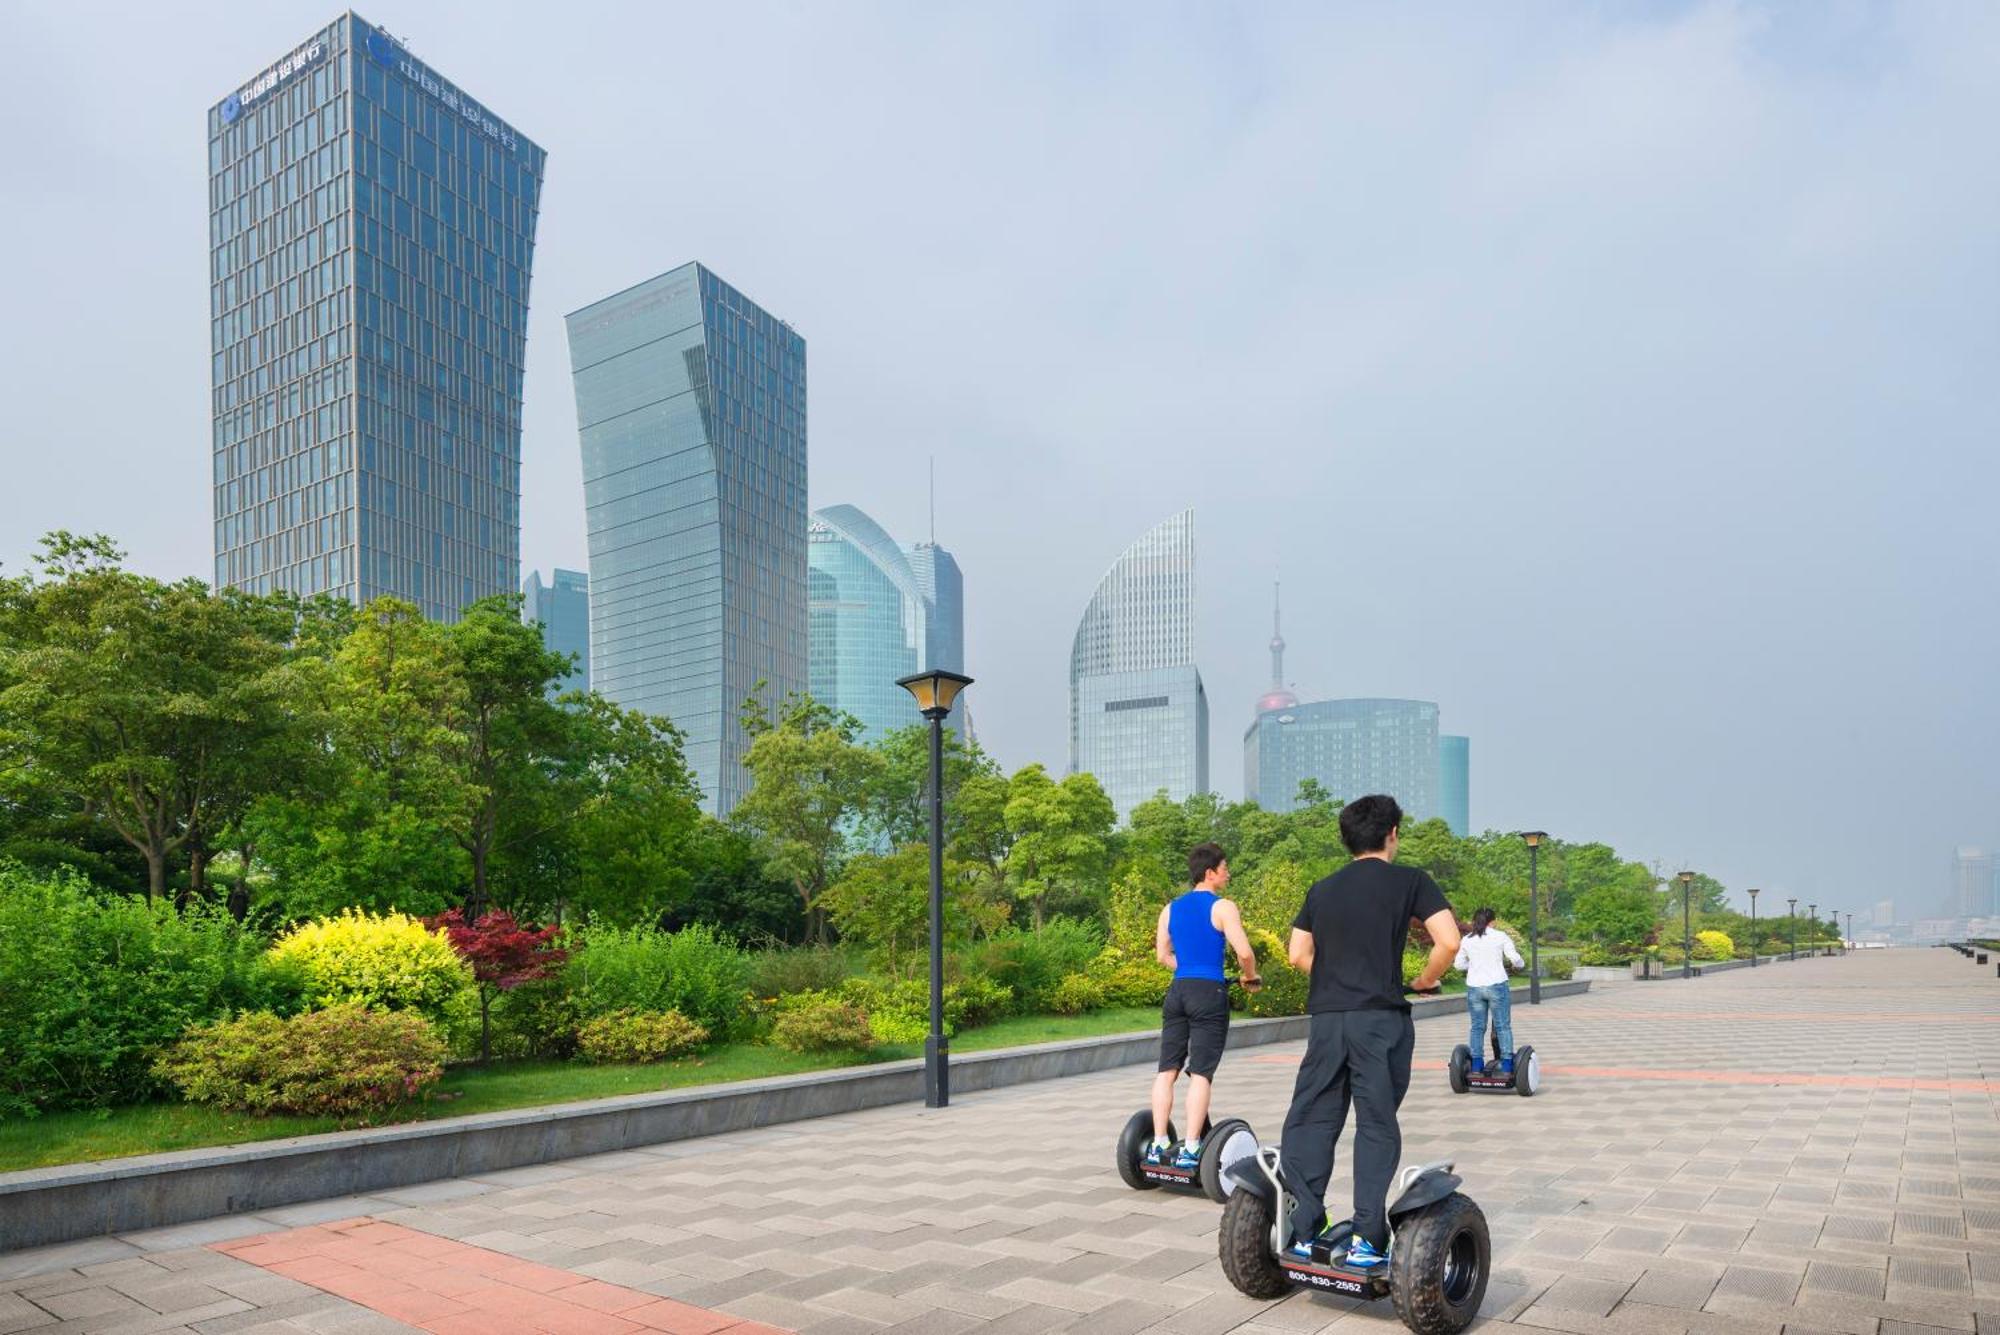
[0,980,1590,1252]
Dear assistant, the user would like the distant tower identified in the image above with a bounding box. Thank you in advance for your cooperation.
[1255,583,1301,717]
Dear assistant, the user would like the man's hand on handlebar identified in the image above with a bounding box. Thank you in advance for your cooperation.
[1405,977,1442,996]
[1237,974,1263,993]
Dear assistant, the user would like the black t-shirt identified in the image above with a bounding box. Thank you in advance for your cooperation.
[1292,859,1453,1013]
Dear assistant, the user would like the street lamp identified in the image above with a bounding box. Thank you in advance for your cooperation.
[895,668,974,1109]
[1748,888,1759,967]
[1845,911,1853,948]
[1809,903,1817,958]
[1678,871,1695,980]
[1788,897,1797,961]
[1518,832,1548,1004]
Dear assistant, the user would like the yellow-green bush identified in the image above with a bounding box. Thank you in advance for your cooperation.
[1048,973,1107,1015]
[267,909,473,1027]
[770,995,875,1053]
[1086,945,1171,1008]
[575,1009,708,1063]
[1693,929,1735,961]
[154,1003,445,1120]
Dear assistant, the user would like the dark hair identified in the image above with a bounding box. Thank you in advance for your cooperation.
[1188,842,1227,886]
[1469,907,1497,937]
[1338,794,1403,855]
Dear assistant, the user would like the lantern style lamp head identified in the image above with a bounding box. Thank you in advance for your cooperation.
[1748,887,1760,901]
[1519,830,1548,849]
[896,669,974,720]
[1677,870,1694,886]
[1788,897,1796,911]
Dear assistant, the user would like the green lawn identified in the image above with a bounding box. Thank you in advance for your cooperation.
[0,1006,1165,1174]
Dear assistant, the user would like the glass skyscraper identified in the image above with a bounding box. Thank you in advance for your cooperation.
[1244,697,1441,819]
[904,541,965,674]
[566,263,807,815]
[1438,734,1470,835]
[1069,510,1208,820]
[208,15,545,620]
[522,567,589,695]
[808,506,954,744]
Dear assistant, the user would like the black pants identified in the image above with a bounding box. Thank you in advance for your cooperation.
[1279,1009,1414,1250]
[1158,978,1230,1080]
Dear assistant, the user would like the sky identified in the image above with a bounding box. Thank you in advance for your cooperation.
[2,1,1995,919]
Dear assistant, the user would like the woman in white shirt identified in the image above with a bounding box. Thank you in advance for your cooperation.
[1453,908,1525,1074]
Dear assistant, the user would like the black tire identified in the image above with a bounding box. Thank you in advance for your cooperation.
[1448,1044,1470,1095]
[1117,1110,1174,1191]
[1389,1192,1490,1335]
[1515,1046,1537,1098]
[1217,1180,1291,1299]
[1198,1118,1257,1203]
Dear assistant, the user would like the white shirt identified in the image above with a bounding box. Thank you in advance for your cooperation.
[1454,929,1525,988]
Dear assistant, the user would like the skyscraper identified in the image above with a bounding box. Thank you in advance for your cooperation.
[808,505,929,744]
[1954,847,1995,919]
[904,541,965,675]
[1245,698,1441,819]
[1069,510,1208,820]
[1438,735,1470,835]
[522,568,589,695]
[209,15,545,620]
[567,263,806,815]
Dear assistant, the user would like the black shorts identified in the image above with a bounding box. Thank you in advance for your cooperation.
[1159,978,1230,1080]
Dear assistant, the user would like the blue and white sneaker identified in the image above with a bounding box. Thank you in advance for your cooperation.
[1172,1141,1201,1171]
[1344,1236,1389,1268]
[1143,1139,1169,1167]
[1287,1218,1339,1261]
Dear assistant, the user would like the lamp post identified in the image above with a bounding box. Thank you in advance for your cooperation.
[895,668,974,1109]
[1845,911,1853,948]
[1788,897,1797,961]
[1519,832,1548,1004]
[1748,888,1759,967]
[1809,903,1817,958]
[1678,871,1695,979]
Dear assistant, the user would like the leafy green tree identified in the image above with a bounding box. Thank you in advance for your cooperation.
[1002,764,1115,927]
[862,724,999,850]
[732,693,881,942]
[1572,875,1662,948]
[821,844,1005,978]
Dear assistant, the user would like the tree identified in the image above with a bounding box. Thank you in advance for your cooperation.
[1572,875,1661,949]
[731,693,881,942]
[862,723,999,849]
[0,534,294,903]
[1003,765,1116,928]
[428,907,567,1061]
[821,844,1006,978]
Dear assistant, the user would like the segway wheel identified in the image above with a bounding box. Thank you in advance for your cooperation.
[1515,1046,1539,1097]
[1448,1044,1470,1095]
[1116,1110,1175,1191]
[1217,1182,1291,1299]
[1389,1191,1490,1335]
[1197,1118,1258,1203]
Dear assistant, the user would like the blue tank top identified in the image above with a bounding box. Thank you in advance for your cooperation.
[1168,889,1227,981]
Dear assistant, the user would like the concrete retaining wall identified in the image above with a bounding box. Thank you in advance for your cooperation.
[0,981,1590,1253]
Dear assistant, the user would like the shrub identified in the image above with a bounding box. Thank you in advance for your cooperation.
[770,995,876,1053]
[1048,973,1107,1015]
[576,1010,709,1063]
[835,976,1001,1043]
[1240,927,1306,1017]
[1576,943,1634,966]
[950,974,1013,1027]
[490,977,582,1060]
[750,945,855,999]
[0,864,281,1114]
[1089,948,1172,1008]
[268,909,473,1027]
[154,1003,445,1120]
[1542,954,1577,981]
[568,923,754,1040]
[962,920,1105,1014]
[1693,929,1735,961]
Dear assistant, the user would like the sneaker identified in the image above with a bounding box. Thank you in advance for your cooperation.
[1172,1141,1201,1171]
[1286,1216,1341,1261]
[1500,1056,1516,1075]
[1143,1139,1169,1167]
[1469,1056,1485,1074]
[1344,1236,1389,1268]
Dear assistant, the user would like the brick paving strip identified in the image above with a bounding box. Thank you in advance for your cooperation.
[1247,1052,2000,1092]
[211,1218,787,1335]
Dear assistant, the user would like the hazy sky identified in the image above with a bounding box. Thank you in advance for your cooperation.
[3,2,1995,917]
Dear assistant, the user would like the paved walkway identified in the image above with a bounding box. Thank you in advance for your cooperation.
[2,948,1995,1335]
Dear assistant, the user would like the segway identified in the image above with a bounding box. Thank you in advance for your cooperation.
[1116,1110,1260,1203]
[1448,1029,1540,1097]
[1218,1148,1489,1335]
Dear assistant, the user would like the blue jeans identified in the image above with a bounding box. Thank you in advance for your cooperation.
[1466,983,1514,1061]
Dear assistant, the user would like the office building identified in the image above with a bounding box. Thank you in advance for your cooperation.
[567,263,806,815]
[522,568,589,694]
[1438,734,1470,835]
[904,541,965,674]
[1069,510,1208,819]
[1955,847,1996,919]
[1872,898,1895,928]
[1245,697,1441,819]
[808,505,930,743]
[209,15,545,619]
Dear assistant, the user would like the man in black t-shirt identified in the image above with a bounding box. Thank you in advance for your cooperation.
[1280,795,1460,1268]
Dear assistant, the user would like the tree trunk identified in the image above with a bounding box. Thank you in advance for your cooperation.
[479,987,492,1063]
[182,842,212,912]
[227,840,254,922]
[143,845,165,904]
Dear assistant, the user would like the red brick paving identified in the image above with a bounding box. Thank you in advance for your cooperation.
[212,1218,786,1334]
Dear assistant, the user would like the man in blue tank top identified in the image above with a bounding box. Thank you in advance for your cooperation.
[1146,842,1262,1170]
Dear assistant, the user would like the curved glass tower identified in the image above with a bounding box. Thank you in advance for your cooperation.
[1068,509,1208,819]
[808,505,929,743]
